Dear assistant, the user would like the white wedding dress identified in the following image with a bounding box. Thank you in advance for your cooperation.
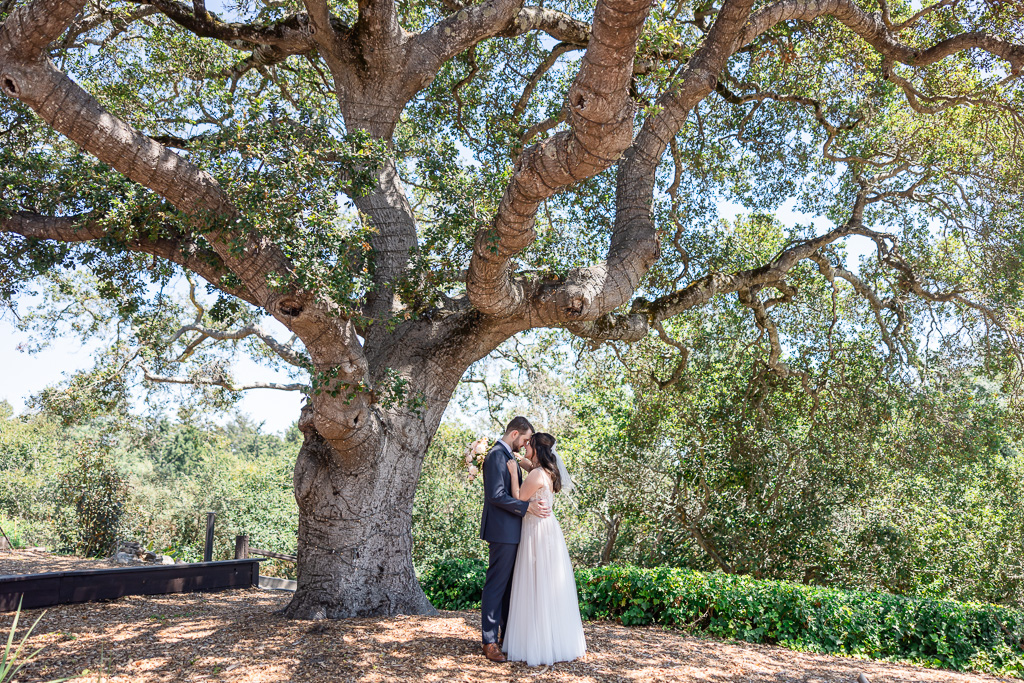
[503,475,586,665]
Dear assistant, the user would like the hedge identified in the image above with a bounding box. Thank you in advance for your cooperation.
[418,559,1024,677]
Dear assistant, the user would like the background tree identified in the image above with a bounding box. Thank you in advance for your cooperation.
[556,256,1024,602]
[1,0,1022,619]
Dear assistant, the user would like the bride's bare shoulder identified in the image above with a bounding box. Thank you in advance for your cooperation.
[524,471,548,485]
[524,468,550,487]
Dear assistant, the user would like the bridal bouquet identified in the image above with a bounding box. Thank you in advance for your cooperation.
[463,437,490,481]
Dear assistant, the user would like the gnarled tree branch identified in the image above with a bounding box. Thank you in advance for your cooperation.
[736,0,1024,71]
[541,0,1023,341]
[1,0,381,459]
[410,0,525,79]
[467,0,655,317]
[809,250,904,359]
[528,0,759,328]
[0,0,322,324]
[141,362,307,392]
[0,210,260,306]
[738,284,811,385]
[130,0,314,51]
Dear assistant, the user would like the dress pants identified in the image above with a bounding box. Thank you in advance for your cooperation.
[481,541,518,644]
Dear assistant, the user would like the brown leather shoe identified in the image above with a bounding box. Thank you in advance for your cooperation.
[483,643,507,663]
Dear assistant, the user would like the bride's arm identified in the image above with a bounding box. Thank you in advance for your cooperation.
[506,460,520,498]
[516,469,546,503]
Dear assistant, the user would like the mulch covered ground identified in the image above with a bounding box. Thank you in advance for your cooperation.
[0,550,1017,683]
[0,548,142,575]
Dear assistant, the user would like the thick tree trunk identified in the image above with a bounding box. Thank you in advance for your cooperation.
[284,410,437,619]
[280,313,515,619]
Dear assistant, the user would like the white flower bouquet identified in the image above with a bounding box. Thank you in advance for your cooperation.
[463,436,490,481]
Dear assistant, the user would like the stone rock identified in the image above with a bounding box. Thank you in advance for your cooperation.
[141,551,158,562]
[112,552,133,565]
[160,556,175,565]
[115,541,142,558]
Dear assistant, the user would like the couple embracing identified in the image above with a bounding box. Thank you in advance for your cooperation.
[479,416,586,666]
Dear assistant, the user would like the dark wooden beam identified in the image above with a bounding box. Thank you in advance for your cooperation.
[0,559,262,611]
[204,512,216,563]
[234,534,249,559]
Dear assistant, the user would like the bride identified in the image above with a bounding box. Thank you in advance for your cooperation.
[502,432,586,665]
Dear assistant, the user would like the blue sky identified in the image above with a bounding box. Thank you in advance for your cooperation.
[0,316,305,433]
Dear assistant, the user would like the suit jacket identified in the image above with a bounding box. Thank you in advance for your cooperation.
[479,441,530,544]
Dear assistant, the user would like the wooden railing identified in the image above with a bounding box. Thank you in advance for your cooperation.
[232,534,296,563]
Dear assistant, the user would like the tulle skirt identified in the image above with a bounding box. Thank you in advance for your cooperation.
[503,512,587,666]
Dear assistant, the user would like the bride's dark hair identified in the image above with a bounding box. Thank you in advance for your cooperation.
[530,432,561,493]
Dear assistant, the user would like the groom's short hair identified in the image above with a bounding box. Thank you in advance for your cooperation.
[504,416,534,436]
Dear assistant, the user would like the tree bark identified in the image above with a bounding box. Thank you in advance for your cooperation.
[354,158,419,328]
[598,511,621,565]
[285,407,438,618]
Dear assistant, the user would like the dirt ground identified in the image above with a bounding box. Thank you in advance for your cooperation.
[1,550,1017,683]
[0,548,139,575]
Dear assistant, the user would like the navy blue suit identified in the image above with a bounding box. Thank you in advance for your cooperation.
[479,440,530,645]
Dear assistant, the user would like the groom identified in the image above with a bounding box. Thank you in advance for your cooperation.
[479,416,550,662]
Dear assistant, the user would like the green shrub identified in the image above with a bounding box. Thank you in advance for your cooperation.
[53,441,129,557]
[419,558,487,610]
[419,562,1024,677]
[123,446,299,575]
[0,514,50,550]
[411,423,488,571]
[0,409,69,550]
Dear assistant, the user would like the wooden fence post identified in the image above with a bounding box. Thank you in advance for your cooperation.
[204,512,215,562]
[234,534,249,560]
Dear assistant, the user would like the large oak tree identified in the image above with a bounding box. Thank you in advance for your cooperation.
[1,0,1022,618]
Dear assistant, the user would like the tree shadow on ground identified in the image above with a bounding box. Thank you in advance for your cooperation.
[6,592,1012,683]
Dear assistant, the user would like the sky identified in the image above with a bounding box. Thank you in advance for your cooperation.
[0,315,305,434]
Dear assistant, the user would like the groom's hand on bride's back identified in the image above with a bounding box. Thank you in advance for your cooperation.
[528,500,550,518]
